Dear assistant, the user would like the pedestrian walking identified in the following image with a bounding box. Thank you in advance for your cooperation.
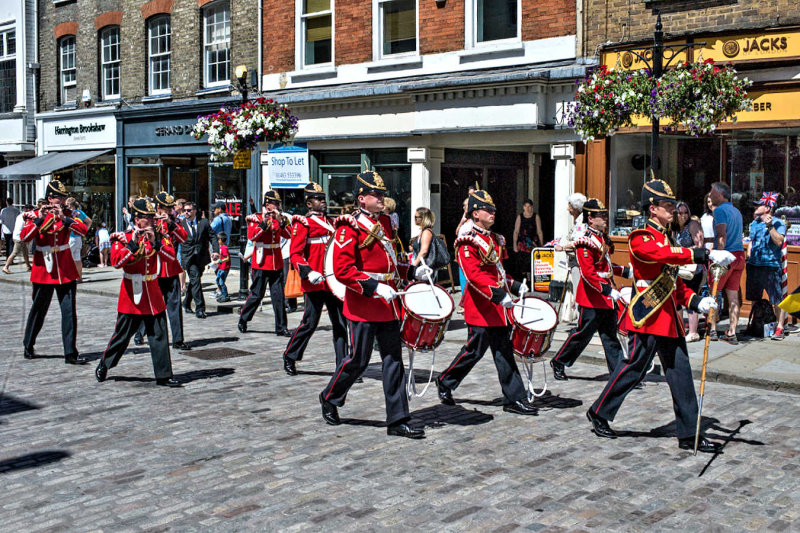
[215,233,231,302]
[66,198,91,282]
[1,197,20,257]
[2,204,33,273]
[180,201,217,319]
[96,222,111,267]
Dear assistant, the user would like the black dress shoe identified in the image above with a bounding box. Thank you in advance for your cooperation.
[183,306,192,314]
[133,334,144,346]
[65,353,88,365]
[23,346,36,359]
[355,377,364,384]
[503,399,538,415]
[436,377,455,406]
[156,377,182,387]
[678,436,721,453]
[195,310,207,319]
[95,364,107,382]
[586,409,617,439]
[276,328,293,337]
[283,356,297,376]
[173,342,191,351]
[387,422,426,439]
[238,319,248,333]
[319,393,340,425]
[550,359,568,381]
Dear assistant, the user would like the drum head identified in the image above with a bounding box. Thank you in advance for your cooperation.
[324,239,346,301]
[511,296,558,332]
[402,282,454,320]
[620,286,632,305]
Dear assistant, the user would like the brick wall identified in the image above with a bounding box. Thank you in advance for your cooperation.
[584,0,800,57]
[419,0,464,55]
[262,0,294,75]
[523,0,576,41]
[334,0,372,65]
[38,0,258,112]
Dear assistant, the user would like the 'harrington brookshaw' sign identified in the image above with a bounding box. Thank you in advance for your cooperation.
[42,113,116,151]
[265,143,309,188]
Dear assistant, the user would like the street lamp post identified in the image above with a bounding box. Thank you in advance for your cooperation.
[234,65,251,299]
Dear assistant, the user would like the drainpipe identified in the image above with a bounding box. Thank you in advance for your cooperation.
[257,0,263,92]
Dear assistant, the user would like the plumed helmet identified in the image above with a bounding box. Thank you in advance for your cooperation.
[354,170,387,197]
[154,191,176,208]
[304,182,326,201]
[46,179,68,199]
[131,197,156,218]
[641,179,676,210]
[467,189,496,214]
[263,189,281,205]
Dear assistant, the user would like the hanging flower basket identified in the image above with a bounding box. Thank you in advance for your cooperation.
[192,97,299,162]
[566,59,752,142]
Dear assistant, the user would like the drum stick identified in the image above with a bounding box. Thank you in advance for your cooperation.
[513,303,546,311]
[425,271,442,309]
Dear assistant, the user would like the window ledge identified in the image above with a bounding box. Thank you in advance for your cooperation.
[458,42,525,63]
[289,66,338,84]
[196,86,232,96]
[54,103,78,111]
[142,93,172,103]
[95,99,120,108]
[365,56,423,74]
[0,112,24,119]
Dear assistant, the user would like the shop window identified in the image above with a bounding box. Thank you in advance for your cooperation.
[0,28,16,113]
[376,0,417,58]
[148,15,171,95]
[467,0,519,46]
[100,26,121,100]
[59,36,76,105]
[129,166,161,199]
[203,2,231,87]
[299,0,332,68]
[726,138,786,222]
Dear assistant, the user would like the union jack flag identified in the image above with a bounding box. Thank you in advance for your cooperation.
[759,191,779,208]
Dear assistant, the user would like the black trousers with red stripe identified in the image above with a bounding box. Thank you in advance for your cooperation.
[99,312,173,379]
[283,290,347,365]
[136,275,184,344]
[321,320,409,426]
[552,306,623,373]
[590,332,699,439]
[438,324,526,405]
[239,268,286,332]
[23,281,78,356]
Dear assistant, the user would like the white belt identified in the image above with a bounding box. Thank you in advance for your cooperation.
[307,236,329,244]
[38,243,71,254]
[599,272,612,279]
[254,242,280,249]
[364,272,397,282]
[124,272,159,282]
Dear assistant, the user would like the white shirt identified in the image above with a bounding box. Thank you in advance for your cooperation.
[12,213,24,240]
[701,213,714,250]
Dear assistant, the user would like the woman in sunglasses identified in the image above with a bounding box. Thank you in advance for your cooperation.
[671,201,705,342]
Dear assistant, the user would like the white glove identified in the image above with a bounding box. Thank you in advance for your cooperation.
[415,264,434,281]
[518,280,529,296]
[625,263,634,279]
[500,294,515,308]
[374,283,398,302]
[709,250,735,267]
[697,296,718,315]
[308,271,324,285]
[609,289,622,302]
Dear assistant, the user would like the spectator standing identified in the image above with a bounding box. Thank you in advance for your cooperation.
[210,201,233,245]
[180,201,218,319]
[1,197,20,257]
[66,198,91,281]
[708,182,745,344]
[95,222,111,267]
[175,198,187,294]
[555,193,587,324]
[746,192,788,340]
[2,204,33,273]
[411,207,437,282]
[671,201,705,342]
[512,199,543,281]
[215,233,231,302]
[700,193,716,250]
[281,207,297,313]
[121,195,136,231]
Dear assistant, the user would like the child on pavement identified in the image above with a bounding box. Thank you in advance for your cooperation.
[215,233,230,302]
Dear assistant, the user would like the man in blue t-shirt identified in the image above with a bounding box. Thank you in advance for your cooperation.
[746,192,787,339]
[210,202,233,245]
[709,182,745,344]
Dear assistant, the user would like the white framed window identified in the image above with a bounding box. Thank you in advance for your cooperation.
[375,0,417,59]
[148,15,171,95]
[0,28,15,113]
[297,0,333,68]
[466,0,520,48]
[59,36,76,105]
[203,2,231,87]
[100,26,120,100]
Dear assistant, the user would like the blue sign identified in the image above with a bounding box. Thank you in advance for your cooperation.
[267,143,309,188]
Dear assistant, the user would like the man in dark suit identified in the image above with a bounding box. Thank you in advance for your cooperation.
[180,201,217,319]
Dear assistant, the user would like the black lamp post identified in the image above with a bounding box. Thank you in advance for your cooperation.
[234,65,251,299]
[615,11,704,175]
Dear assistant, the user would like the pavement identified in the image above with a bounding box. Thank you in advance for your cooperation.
[2,263,800,395]
[1,282,799,531]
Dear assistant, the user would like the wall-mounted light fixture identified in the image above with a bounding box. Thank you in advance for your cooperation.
[435,0,446,7]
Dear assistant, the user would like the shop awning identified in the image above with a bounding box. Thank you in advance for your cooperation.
[0,149,111,179]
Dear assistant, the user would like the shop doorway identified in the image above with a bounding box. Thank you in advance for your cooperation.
[538,156,556,243]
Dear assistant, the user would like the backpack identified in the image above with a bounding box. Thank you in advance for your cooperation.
[745,298,777,338]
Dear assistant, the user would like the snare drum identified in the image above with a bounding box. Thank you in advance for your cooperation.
[400,282,454,351]
[616,286,632,336]
[507,296,559,359]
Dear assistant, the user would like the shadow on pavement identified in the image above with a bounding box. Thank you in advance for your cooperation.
[184,336,240,348]
[532,391,583,410]
[0,394,41,422]
[410,404,494,429]
[700,419,761,477]
[0,450,71,473]
[175,367,235,383]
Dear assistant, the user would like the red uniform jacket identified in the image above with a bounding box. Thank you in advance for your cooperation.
[246,212,291,271]
[155,218,187,278]
[332,211,411,322]
[290,213,335,293]
[456,227,520,328]
[573,228,628,310]
[624,221,705,337]
[110,230,176,315]
[21,208,87,285]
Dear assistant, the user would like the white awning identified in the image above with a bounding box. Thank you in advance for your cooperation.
[0,150,112,179]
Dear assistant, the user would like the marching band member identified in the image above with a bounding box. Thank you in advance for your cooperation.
[550,198,630,381]
[435,189,537,415]
[586,180,733,453]
[319,170,432,439]
[21,179,88,364]
[238,190,293,337]
[95,198,181,387]
[133,192,191,350]
[282,183,348,375]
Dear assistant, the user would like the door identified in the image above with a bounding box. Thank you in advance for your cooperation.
[323,170,359,216]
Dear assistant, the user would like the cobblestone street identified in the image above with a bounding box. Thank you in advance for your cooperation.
[1,284,799,532]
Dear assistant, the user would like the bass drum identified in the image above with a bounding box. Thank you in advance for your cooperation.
[323,239,347,301]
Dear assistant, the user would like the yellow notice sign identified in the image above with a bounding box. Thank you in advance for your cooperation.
[233,150,251,170]
[699,30,800,63]
[532,248,554,292]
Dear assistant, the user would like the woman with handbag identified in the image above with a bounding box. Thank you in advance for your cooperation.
[671,201,706,342]
[411,207,438,282]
